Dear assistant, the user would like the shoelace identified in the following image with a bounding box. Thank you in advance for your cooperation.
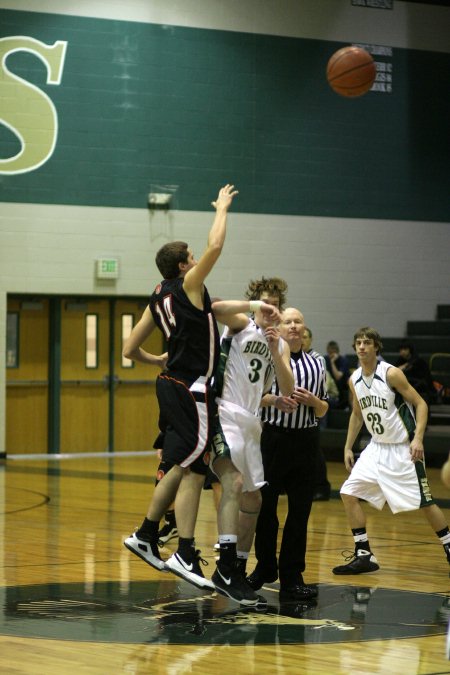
[340,549,357,562]
[193,550,209,568]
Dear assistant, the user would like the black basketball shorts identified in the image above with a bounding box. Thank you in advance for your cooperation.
[156,373,217,475]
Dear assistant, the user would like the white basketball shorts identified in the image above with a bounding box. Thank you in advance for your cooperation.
[340,439,434,513]
[210,399,265,493]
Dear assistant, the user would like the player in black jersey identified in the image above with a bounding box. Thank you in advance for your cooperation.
[124,184,238,591]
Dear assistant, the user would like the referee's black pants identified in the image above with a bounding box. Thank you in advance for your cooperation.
[254,423,318,588]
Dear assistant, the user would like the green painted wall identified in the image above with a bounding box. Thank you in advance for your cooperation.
[0,9,449,220]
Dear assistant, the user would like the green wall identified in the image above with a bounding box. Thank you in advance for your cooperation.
[0,9,449,220]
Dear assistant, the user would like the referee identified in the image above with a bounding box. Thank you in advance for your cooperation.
[247,307,328,601]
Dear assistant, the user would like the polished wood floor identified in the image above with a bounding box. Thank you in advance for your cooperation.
[1,454,449,674]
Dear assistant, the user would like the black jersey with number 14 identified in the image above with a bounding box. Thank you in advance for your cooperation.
[149,277,220,380]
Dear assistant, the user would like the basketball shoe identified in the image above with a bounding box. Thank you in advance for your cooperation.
[124,532,166,571]
[165,549,214,590]
[157,521,178,546]
[212,561,260,606]
[332,549,379,575]
[444,542,450,565]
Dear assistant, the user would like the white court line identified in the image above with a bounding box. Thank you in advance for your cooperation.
[7,450,157,461]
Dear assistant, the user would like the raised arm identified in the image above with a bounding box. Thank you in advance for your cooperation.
[267,336,294,397]
[122,306,168,368]
[183,184,238,303]
[212,299,280,332]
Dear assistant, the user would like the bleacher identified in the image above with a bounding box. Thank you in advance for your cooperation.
[322,303,450,464]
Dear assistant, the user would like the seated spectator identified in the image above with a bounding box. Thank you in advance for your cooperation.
[395,340,435,405]
[325,370,340,406]
[325,340,350,409]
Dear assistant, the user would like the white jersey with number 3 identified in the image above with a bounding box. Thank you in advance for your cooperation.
[214,318,284,417]
[352,360,416,444]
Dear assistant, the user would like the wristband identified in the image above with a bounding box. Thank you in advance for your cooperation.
[249,300,263,313]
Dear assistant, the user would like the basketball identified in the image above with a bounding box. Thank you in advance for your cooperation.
[327,46,376,98]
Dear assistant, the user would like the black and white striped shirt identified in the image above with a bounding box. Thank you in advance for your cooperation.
[307,348,326,372]
[261,349,328,429]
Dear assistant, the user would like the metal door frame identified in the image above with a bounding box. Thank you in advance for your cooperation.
[6,293,149,454]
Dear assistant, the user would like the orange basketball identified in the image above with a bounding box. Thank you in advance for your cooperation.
[327,46,376,98]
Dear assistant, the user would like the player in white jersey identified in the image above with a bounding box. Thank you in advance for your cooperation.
[333,326,450,575]
[210,277,294,604]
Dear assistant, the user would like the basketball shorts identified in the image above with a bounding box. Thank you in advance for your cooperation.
[156,373,217,475]
[210,399,265,493]
[153,432,215,490]
[340,439,435,513]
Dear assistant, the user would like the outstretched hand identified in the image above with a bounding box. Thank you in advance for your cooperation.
[211,183,239,210]
[260,302,281,324]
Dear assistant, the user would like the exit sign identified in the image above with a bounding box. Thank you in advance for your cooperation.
[96,257,119,279]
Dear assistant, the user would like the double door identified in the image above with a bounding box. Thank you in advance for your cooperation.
[6,296,162,454]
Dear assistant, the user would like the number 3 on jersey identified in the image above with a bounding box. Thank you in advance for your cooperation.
[155,296,176,339]
[249,357,262,383]
[248,358,272,386]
